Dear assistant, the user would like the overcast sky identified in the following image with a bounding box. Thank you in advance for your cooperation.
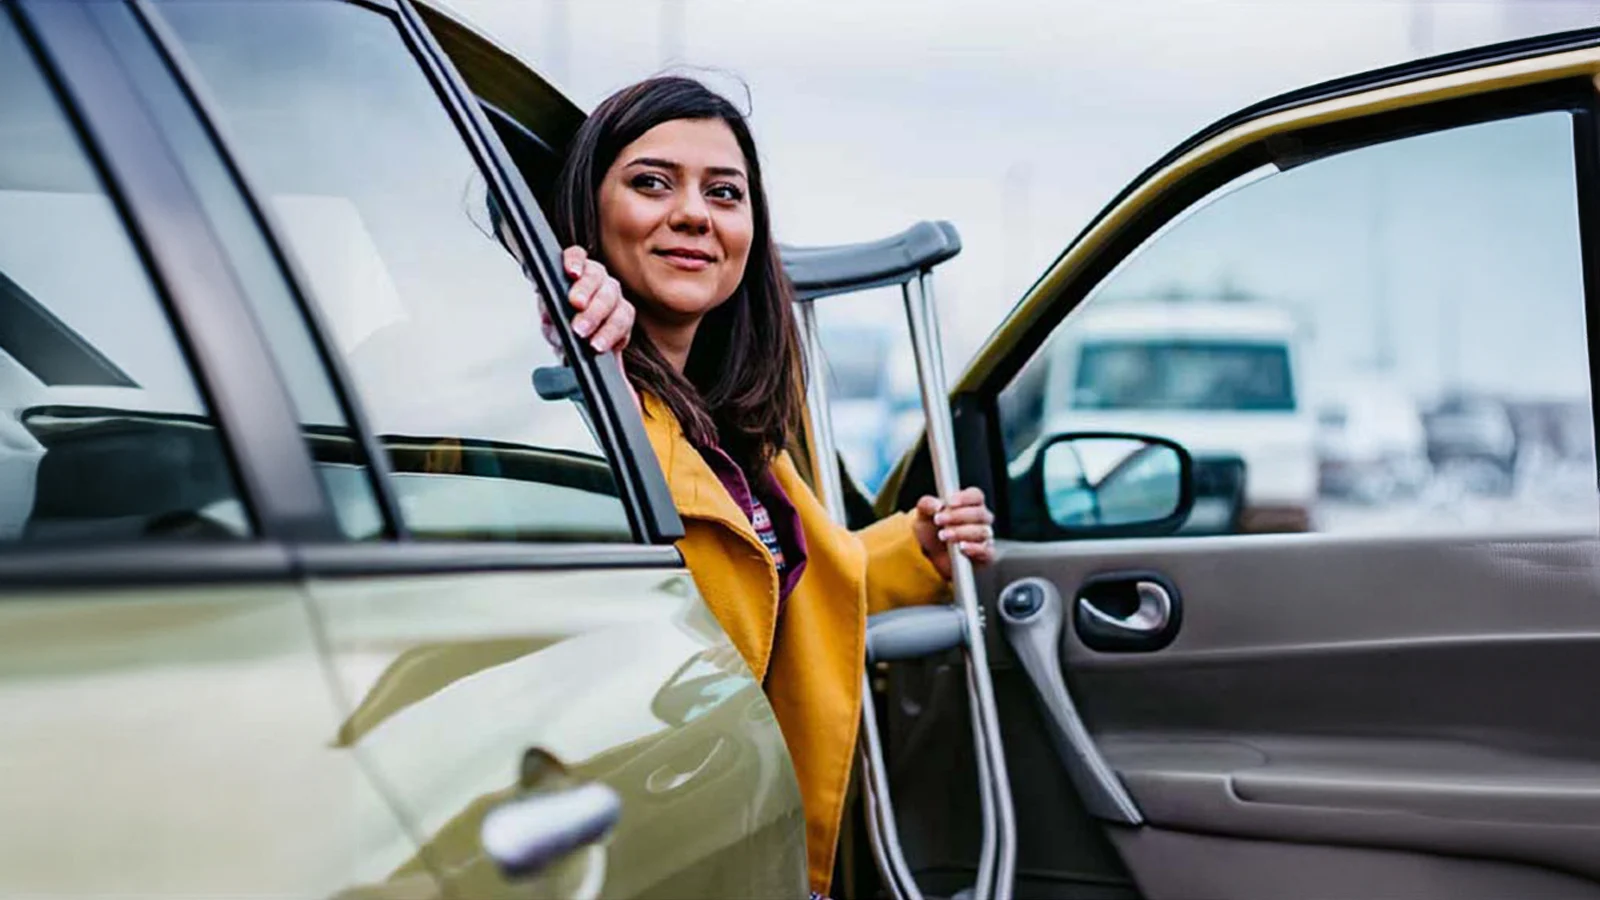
[440,0,1599,393]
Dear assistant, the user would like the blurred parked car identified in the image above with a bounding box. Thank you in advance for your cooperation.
[1423,393,1520,494]
[1316,378,1431,503]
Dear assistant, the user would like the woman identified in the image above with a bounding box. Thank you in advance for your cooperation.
[551,76,996,897]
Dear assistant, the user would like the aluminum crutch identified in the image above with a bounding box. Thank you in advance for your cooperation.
[783,222,1017,900]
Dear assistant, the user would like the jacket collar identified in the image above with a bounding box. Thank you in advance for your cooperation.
[639,392,762,545]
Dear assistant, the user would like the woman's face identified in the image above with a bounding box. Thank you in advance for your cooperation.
[598,118,755,326]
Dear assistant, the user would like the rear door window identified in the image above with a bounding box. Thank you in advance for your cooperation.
[158,0,632,543]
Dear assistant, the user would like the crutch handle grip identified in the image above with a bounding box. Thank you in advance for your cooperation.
[866,605,967,664]
[781,220,961,301]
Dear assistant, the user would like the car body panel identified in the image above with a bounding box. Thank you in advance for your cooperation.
[306,566,807,899]
[0,583,434,898]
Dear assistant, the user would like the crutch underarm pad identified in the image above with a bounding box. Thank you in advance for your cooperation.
[865,605,967,664]
[780,220,961,301]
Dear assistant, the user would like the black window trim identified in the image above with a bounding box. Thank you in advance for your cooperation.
[294,542,684,578]
[958,78,1600,537]
[482,99,560,160]
[1570,91,1600,490]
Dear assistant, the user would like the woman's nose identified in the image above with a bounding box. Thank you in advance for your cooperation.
[669,193,712,234]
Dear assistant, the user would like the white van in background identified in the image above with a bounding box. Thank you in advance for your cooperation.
[1040,300,1317,532]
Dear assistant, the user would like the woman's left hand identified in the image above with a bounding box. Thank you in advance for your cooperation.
[911,487,996,579]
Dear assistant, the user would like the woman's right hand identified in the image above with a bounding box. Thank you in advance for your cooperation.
[561,246,635,355]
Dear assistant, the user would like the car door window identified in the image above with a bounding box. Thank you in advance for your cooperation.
[0,13,248,544]
[159,0,631,543]
[1000,111,1595,539]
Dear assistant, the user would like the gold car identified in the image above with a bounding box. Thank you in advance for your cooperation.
[6,1,1600,899]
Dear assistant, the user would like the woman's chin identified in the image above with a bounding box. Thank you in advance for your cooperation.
[644,284,729,320]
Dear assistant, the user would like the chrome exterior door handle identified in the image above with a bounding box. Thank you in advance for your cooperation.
[480,781,621,879]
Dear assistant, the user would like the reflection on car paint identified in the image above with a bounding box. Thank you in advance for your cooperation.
[312,568,806,899]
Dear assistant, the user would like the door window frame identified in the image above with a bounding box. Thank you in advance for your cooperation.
[885,72,1600,538]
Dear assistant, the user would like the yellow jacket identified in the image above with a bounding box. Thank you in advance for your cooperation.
[640,393,949,893]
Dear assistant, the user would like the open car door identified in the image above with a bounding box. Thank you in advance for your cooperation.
[872,29,1600,900]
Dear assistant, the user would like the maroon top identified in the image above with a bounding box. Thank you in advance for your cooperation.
[696,442,809,610]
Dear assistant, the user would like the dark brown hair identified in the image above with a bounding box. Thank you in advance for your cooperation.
[553,76,803,477]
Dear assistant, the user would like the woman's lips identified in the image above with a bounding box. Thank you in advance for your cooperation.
[654,249,714,272]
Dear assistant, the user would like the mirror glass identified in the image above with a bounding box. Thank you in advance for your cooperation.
[1042,436,1184,529]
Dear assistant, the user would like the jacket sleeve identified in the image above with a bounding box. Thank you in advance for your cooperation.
[857,510,950,615]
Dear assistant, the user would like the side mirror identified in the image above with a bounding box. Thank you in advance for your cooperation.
[1036,432,1194,537]
[1184,453,1247,535]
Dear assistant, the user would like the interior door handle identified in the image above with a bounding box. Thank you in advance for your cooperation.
[1079,580,1172,634]
[480,781,621,879]
[1074,572,1182,653]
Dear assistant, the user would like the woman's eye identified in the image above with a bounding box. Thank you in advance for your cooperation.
[631,173,670,191]
[708,184,745,203]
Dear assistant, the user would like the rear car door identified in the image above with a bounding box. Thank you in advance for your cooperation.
[145,1,807,897]
[877,33,1600,900]
[0,3,425,895]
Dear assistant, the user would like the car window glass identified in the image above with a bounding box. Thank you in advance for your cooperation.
[0,15,248,543]
[92,2,388,541]
[1000,111,1596,539]
[159,0,632,543]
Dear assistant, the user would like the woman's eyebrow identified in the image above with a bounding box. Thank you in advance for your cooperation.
[625,156,680,172]
[625,156,747,180]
